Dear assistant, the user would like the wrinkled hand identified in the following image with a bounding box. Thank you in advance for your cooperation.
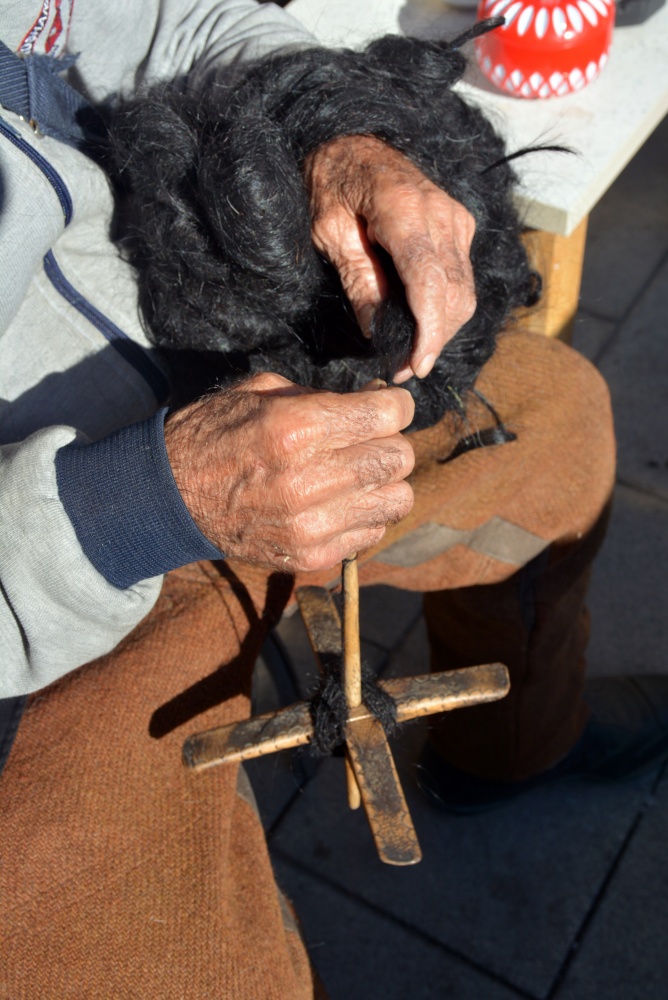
[305,134,477,383]
[164,373,415,572]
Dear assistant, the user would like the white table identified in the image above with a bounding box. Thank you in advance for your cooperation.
[288,0,668,336]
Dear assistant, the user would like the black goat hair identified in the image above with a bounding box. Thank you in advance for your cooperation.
[110,25,540,430]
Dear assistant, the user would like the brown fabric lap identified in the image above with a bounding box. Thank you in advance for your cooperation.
[0,332,614,995]
[0,562,313,1000]
[297,330,615,593]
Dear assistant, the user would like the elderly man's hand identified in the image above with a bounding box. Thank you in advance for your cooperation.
[164,373,415,572]
[305,134,476,383]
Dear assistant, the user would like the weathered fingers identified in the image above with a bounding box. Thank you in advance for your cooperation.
[164,372,417,573]
[278,432,415,509]
[265,383,415,457]
[276,479,415,572]
[370,186,476,381]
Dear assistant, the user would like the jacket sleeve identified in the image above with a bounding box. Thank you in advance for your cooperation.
[1,413,226,696]
[138,1,318,90]
[0,2,318,696]
[67,0,318,101]
[1,427,153,696]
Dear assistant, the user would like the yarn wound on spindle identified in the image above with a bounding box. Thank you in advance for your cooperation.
[309,660,399,757]
[109,21,540,431]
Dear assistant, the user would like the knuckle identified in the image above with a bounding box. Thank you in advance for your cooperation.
[299,548,329,573]
[462,293,478,324]
[386,387,415,432]
[396,480,415,510]
[268,408,308,459]
[311,208,342,245]
[381,482,414,525]
[274,426,299,459]
[399,438,416,476]
[356,444,405,488]
[358,526,387,552]
[444,279,465,310]
[351,480,414,532]
[289,507,331,555]
[337,264,376,306]
[399,232,437,267]
[293,533,338,572]
[455,201,476,229]
[445,274,477,323]
[436,191,475,231]
[336,397,381,441]
[361,506,389,531]
[393,183,430,210]
[293,551,314,572]
[311,207,360,264]
[288,546,310,571]
[247,371,290,393]
[340,527,386,560]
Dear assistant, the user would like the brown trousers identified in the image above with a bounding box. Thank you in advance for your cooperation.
[0,331,614,999]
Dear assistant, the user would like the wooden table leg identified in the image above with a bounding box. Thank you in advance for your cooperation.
[519,215,589,344]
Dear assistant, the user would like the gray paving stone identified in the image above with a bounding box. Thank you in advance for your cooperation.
[244,752,312,832]
[571,310,616,364]
[596,256,668,500]
[270,747,654,998]
[382,613,430,680]
[579,113,668,321]
[273,854,526,1000]
[357,584,424,652]
[555,772,668,1000]
[584,484,668,679]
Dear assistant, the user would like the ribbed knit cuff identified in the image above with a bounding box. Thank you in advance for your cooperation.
[55,409,224,589]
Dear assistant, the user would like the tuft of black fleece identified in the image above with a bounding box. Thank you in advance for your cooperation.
[309,661,399,756]
[110,29,539,431]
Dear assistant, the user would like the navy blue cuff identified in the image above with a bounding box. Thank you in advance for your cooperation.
[55,409,224,589]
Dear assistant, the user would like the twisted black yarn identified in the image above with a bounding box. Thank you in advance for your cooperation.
[309,661,399,757]
[109,22,541,431]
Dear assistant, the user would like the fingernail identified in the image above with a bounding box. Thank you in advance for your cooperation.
[358,304,375,338]
[415,353,436,379]
[392,367,413,384]
[359,378,387,392]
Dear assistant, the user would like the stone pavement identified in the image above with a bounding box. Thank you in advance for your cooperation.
[247,112,668,1000]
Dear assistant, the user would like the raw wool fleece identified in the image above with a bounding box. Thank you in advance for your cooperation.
[110,26,539,430]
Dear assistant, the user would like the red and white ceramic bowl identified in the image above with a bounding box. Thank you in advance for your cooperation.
[475,0,616,98]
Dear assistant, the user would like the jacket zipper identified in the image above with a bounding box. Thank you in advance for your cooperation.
[0,114,169,403]
[43,251,170,403]
[0,114,73,225]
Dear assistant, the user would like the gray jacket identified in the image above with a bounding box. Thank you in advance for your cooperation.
[0,0,315,696]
